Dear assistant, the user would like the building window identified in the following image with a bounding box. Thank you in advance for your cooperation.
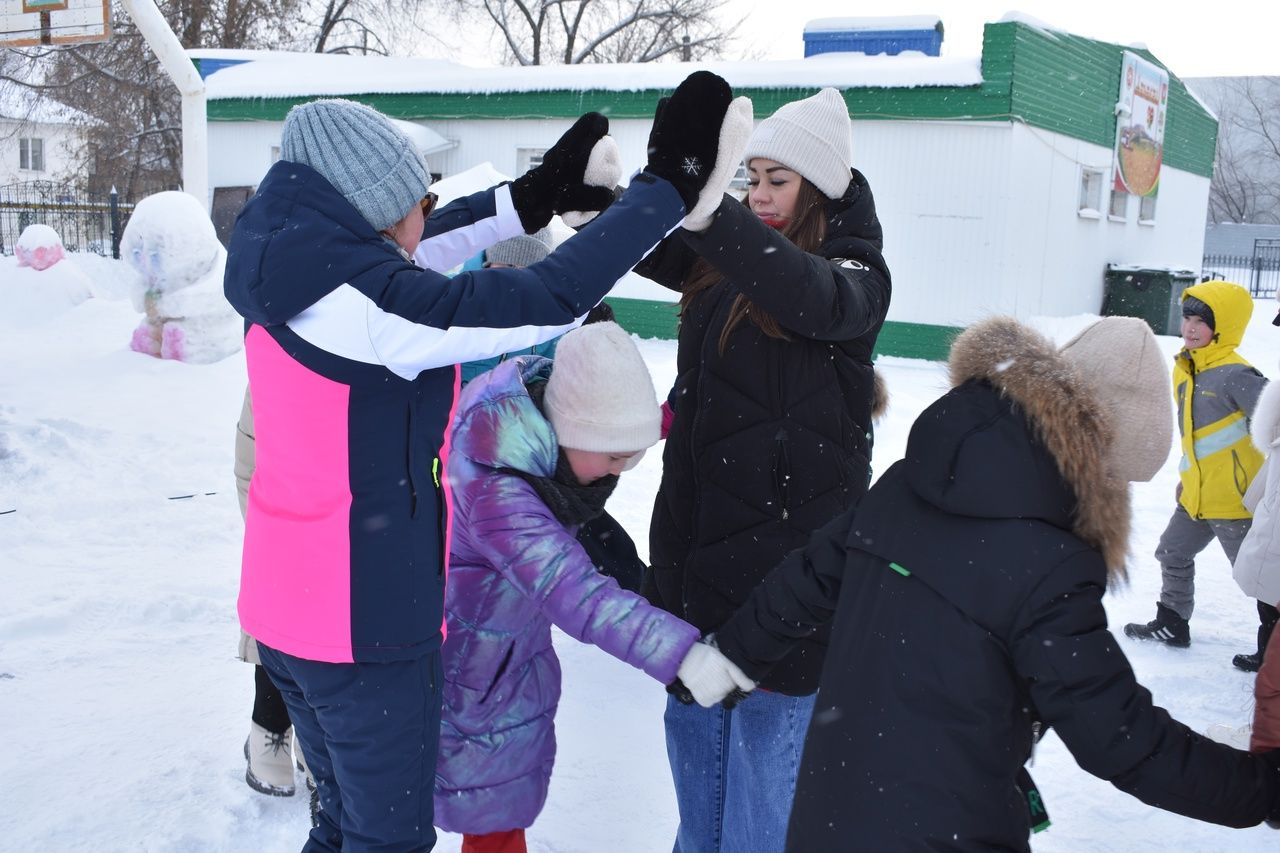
[1078,168,1104,218]
[19,137,45,172]
[270,145,281,163]
[517,147,545,175]
[1138,194,1157,224]
[1108,188,1129,221]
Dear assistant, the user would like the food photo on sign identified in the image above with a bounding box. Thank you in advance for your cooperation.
[1113,50,1169,197]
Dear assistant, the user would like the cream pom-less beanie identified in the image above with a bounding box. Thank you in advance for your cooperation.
[544,322,662,454]
[1058,316,1172,483]
[281,99,431,232]
[742,87,854,199]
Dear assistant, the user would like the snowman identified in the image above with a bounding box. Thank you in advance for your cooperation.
[121,191,241,364]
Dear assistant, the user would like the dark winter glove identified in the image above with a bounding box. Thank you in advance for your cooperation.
[510,112,619,233]
[666,678,752,710]
[644,71,741,211]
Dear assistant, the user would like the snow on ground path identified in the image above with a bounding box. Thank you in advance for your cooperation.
[2,268,1280,850]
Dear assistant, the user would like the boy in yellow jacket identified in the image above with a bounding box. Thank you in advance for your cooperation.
[1125,280,1276,672]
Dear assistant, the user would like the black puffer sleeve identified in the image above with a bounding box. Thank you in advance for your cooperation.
[713,503,855,680]
[1012,551,1280,827]
[681,195,890,341]
[631,228,700,294]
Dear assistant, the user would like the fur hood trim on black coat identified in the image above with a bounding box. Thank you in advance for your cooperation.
[948,317,1131,582]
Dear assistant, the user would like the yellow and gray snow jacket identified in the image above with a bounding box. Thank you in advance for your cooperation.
[1174,280,1267,520]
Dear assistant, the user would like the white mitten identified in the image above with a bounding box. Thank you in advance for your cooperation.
[681,95,754,233]
[560,135,622,228]
[676,639,756,708]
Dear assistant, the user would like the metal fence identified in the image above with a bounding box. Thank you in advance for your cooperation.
[0,181,135,258]
[1202,241,1280,297]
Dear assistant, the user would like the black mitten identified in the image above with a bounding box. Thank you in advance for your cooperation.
[644,71,734,209]
[510,112,617,233]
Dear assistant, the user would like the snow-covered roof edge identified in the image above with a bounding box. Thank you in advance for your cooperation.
[803,16,943,33]
[197,50,984,101]
[0,86,97,126]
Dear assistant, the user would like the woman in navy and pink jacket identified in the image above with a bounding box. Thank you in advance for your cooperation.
[223,73,747,852]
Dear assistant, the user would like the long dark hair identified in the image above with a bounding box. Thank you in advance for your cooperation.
[679,178,829,355]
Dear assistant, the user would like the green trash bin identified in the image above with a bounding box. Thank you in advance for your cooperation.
[1101,266,1198,337]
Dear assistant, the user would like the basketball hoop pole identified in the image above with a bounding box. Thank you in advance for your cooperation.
[118,0,208,209]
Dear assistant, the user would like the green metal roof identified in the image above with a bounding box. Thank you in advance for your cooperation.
[202,21,1215,177]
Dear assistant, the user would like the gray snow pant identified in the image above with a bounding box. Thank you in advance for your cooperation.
[1155,505,1252,620]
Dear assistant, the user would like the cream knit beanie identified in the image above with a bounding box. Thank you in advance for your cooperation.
[1059,316,1172,483]
[742,87,853,199]
[544,321,662,454]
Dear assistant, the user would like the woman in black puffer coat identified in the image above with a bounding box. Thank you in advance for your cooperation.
[633,87,891,853]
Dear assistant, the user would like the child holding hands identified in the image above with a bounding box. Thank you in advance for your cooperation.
[435,322,751,853]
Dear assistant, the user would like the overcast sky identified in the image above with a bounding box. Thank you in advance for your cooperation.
[727,2,1280,78]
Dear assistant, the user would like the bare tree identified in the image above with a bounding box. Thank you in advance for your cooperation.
[1191,76,1280,225]
[453,0,738,66]
[1,0,310,196]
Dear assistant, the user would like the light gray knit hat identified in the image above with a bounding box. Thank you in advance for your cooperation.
[486,228,552,268]
[1059,316,1172,483]
[544,321,662,454]
[281,98,431,232]
[742,87,853,199]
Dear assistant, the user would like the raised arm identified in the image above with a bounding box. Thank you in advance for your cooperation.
[681,185,890,341]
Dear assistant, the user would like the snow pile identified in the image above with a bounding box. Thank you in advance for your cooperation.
[15,223,66,270]
[0,242,94,327]
[4,246,1280,850]
[121,191,241,364]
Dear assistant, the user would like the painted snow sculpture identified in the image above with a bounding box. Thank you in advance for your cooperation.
[122,191,241,363]
[15,223,66,270]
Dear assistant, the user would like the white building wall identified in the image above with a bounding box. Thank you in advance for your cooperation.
[1,119,87,185]
[1001,123,1210,326]
[208,117,660,190]
[848,120,1014,328]
[206,121,283,189]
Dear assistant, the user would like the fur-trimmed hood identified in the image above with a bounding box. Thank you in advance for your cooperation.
[927,317,1131,581]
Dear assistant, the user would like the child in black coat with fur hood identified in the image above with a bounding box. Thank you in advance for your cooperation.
[701,316,1280,851]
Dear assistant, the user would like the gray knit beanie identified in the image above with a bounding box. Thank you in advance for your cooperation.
[742,87,853,199]
[281,99,431,232]
[485,228,552,268]
[544,321,662,454]
[1059,316,1172,483]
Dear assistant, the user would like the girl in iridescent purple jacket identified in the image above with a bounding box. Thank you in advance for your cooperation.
[434,323,748,844]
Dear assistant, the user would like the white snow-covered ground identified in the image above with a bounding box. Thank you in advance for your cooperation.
[2,253,1279,851]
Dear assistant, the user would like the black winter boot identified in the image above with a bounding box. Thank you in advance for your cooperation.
[1124,604,1191,648]
[1233,602,1280,672]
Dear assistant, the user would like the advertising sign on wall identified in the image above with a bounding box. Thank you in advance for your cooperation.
[1113,51,1169,198]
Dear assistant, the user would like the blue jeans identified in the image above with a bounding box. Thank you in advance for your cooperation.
[664,690,816,853]
[258,643,442,853]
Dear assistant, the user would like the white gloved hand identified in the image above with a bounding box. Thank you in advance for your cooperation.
[676,639,756,708]
[680,95,754,233]
[560,135,622,228]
